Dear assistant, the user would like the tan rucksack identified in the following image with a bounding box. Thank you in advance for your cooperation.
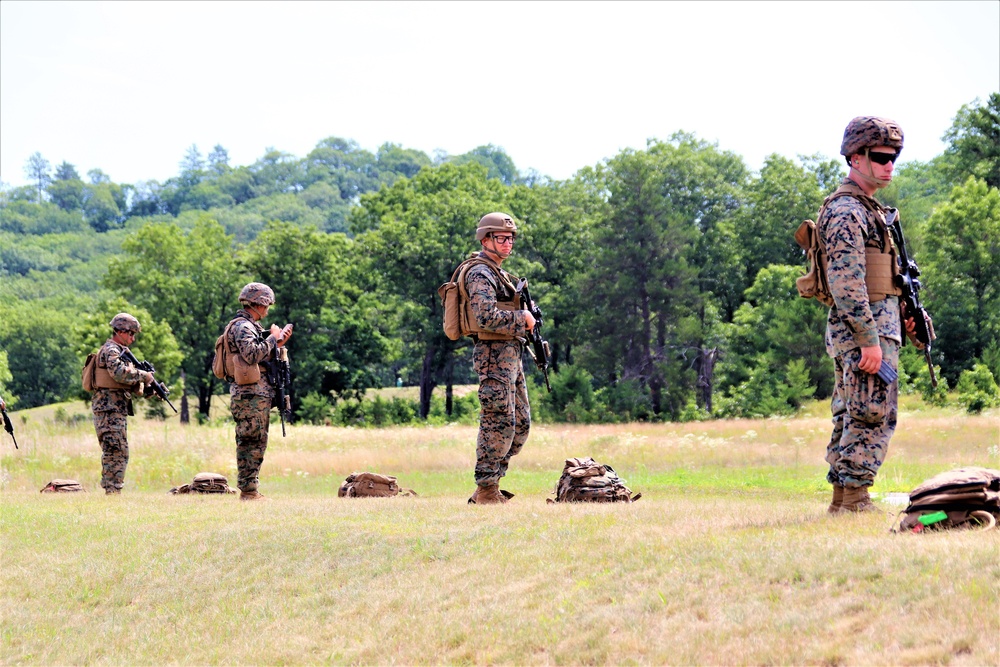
[212,318,261,384]
[81,353,97,392]
[893,467,1000,533]
[169,472,238,494]
[549,457,641,503]
[40,479,86,493]
[338,472,417,498]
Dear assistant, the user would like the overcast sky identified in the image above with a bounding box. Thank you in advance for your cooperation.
[1,1,997,189]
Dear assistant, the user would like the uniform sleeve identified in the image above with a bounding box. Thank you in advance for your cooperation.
[232,320,276,364]
[105,344,144,385]
[821,198,879,349]
[466,265,527,338]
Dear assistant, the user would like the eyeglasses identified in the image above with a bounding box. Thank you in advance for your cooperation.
[491,235,515,245]
[867,150,900,166]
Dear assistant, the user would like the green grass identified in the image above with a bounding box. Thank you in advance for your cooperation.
[1,399,998,665]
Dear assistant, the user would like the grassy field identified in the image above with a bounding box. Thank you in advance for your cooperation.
[1,397,998,665]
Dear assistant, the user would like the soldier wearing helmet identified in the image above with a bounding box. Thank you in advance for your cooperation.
[89,312,156,494]
[818,117,925,513]
[221,282,293,500]
[459,212,536,505]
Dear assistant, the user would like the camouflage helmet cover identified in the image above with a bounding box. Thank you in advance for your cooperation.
[239,282,275,306]
[109,313,141,334]
[840,116,904,157]
[476,212,518,241]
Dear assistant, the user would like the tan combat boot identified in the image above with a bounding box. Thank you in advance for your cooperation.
[240,490,267,501]
[827,484,844,514]
[839,485,877,513]
[469,483,507,505]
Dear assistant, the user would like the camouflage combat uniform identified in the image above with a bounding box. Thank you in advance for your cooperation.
[819,178,902,489]
[92,339,145,493]
[465,253,531,487]
[227,310,278,493]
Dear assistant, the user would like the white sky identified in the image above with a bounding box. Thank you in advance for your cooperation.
[1,1,998,188]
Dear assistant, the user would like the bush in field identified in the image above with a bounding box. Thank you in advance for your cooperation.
[531,364,599,423]
[717,358,815,418]
[298,391,333,425]
[955,363,1000,414]
[594,378,654,423]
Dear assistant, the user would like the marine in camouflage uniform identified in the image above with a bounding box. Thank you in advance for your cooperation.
[463,213,535,505]
[224,282,293,500]
[90,313,154,494]
[819,116,922,513]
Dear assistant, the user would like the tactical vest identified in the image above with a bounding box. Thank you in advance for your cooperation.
[94,344,137,391]
[795,182,902,306]
[460,256,522,342]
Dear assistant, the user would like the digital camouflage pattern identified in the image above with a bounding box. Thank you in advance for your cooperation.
[465,258,530,487]
[91,338,144,493]
[225,308,278,492]
[238,282,275,306]
[818,179,902,489]
[109,313,141,333]
[818,180,902,358]
[840,116,904,157]
[231,394,271,493]
[825,338,899,488]
[228,310,277,399]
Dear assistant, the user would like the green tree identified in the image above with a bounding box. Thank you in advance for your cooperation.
[0,350,16,408]
[0,303,77,408]
[446,145,521,186]
[104,216,244,417]
[24,152,51,203]
[942,93,1000,188]
[922,177,1000,385]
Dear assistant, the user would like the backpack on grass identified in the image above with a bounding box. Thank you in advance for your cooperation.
[169,472,237,495]
[338,472,417,498]
[549,457,641,503]
[40,479,85,493]
[893,466,1000,533]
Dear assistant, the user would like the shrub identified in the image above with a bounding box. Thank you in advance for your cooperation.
[955,363,1000,414]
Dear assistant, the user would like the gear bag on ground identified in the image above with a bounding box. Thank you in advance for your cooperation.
[549,457,641,503]
[169,472,238,494]
[893,466,1000,532]
[40,479,85,493]
[338,472,417,498]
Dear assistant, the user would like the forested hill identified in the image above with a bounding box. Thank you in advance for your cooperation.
[1,94,998,424]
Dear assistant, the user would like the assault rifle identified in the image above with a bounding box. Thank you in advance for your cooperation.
[886,208,938,387]
[2,404,17,449]
[120,348,179,413]
[268,346,292,436]
[515,278,552,392]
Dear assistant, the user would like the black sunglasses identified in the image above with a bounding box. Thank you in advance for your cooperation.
[867,150,900,166]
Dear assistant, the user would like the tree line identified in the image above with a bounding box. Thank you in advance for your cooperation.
[1,94,998,423]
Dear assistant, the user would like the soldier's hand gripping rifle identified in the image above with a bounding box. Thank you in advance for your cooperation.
[515,278,552,392]
[120,348,179,413]
[2,404,17,449]
[886,208,938,387]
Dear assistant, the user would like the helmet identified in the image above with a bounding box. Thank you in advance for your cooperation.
[109,313,141,334]
[239,282,275,306]
[840,116,904,157]
[476,212,518,241]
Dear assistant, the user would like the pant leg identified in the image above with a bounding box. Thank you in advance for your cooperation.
[825,357,847,485]
[231,394,271,492]
[497,363,530,480]
[474,341,522,486]
[828,339,899,488]
[94,410,129,491]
